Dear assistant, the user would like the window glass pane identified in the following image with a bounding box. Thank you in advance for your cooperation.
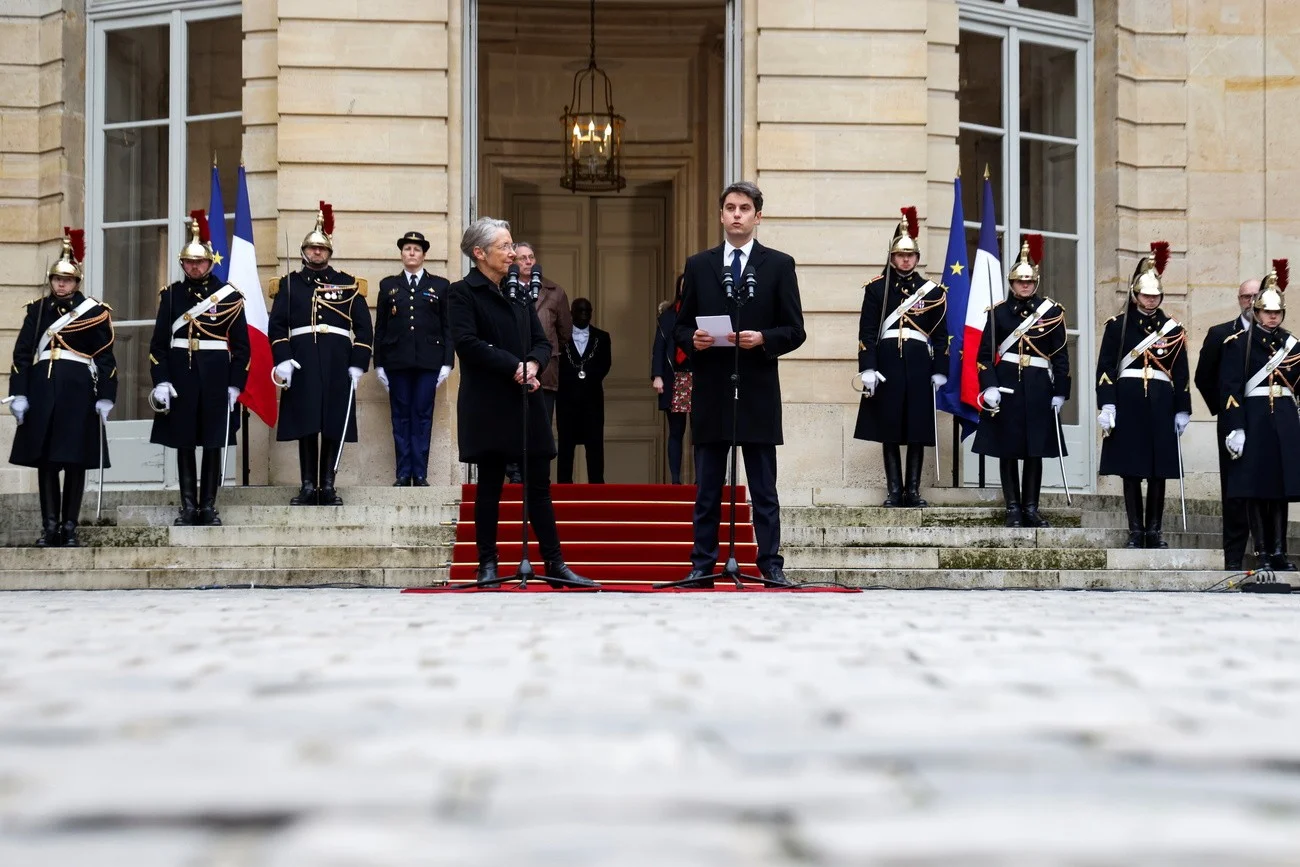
[102,226,168,319]
[110,326,153,421]
[1035,235,1077,322]
[187,16,241,116]
[959,129,1003,225]
[1020,0,1078,16]
[1059,333,1079,425]
[105,26,169,124]
[104,126,169,222]
[1020,41,1076,138]
[1019,139,1076,234]
[185,117,242,214]
[959,30,1003,128]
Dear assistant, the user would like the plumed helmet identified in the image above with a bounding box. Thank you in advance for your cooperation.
[48,227,84,281]
[301,201,334,252]
[1007,234,1042,284]
[178,209,215,263]
[888,206,921,258]
[1255,259,1288,313]
[1129,241,1169,298]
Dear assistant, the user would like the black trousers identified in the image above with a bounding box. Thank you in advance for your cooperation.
[692,441,782,573]
[558,433,604,484]
[1218,444,1251,564]
[474,455,563,566]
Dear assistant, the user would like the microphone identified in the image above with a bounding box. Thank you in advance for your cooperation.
[505,264,521,302]
[722,265,735,302]
[742,267,757,302]
[529,266,542,304]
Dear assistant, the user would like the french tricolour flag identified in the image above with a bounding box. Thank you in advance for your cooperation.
[961,176,1004,411]
[226,165,277,427]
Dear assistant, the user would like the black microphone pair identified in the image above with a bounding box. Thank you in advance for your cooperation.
[505,264,543,304]
[721,266,757,302]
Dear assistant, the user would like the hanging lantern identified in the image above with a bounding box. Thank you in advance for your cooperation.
[560,0,626,193]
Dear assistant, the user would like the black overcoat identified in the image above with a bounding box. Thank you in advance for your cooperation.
[558,326,612,446]
[1218,325,1300,500]
[1095,305,1191,479]
[268,266,373,442]
[853,267,949,445]
[8,291,117,469]
[673,241,806,445]
[373,271,454,372]
[971,294,1071,459]
[148,276,251,449]
[449,268,556,462]
[1194,316,1249,473]
[651,305,691,411]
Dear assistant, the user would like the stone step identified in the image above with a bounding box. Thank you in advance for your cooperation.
[0,567,447,592]
[786,568,1240,592]
[784,546,1224,570]
[804,487,1229,516]
[114,504,459,528]
[71,524,455,548]
[782,505,1083,528]
[0,545,453,570]
[781,525,1221,550]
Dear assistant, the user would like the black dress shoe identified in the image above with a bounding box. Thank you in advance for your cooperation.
[318,488,343,507]
[760,566,794,587]
[1004,506,1023,528]
[196,506,222,527]
[903,491,929,508]
[474,562,500,586]
[174,508,197,526]
[674,569,715,589]
[393,476,411,487]
[1022,506,1050,528]
[290,483,317,506]
[1125,532,1144,549]
[1270,554,1298,572]
[1145,531,1169,550]
[882,491,904,508]
[413,477,429,487]
[1224,559,1244,571]
[543,562,599,589]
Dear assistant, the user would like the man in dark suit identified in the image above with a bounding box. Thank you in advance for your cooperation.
[374,231,454,486]
[557,297,612,483]
[1194,277,1259,569]
[672,181,807,587]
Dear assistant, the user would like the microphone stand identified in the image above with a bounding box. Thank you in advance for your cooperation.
[656,266,791,590]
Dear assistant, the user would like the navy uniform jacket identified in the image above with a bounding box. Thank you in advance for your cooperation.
[1218,325,1300,500]
[268,266,373,442]
[373,270,454,372]
[9,291,117,469]
[148,276,251,449]
[853,267,949,445]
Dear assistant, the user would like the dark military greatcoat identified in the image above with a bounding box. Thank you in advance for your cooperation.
[1095,304,1191,479]
[8,291,117,469]
[853,267,949,445]
[971,293,1071,459]
[374,270,454,373]
[268,266,373,442]
[1218,324,1300,500]
[148,275,251,449]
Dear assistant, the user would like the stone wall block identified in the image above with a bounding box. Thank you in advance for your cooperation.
[758,31,928,78]
[758,79,928,125]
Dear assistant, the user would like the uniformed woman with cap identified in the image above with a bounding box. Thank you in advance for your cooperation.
[7,229,118,547]
[1095,242,1190,549]
[1218,260,1300,572]
[147,210,251,526]
[854,206,949,507]
[971,235,1071,528]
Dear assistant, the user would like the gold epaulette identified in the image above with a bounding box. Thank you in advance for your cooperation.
[1105,313,1121,325]
[96,299,112,311]
[866,274,883,284]
[858,340,866,352]
[1223,331,1242,343]
[267,276,284,299]
[355,278,368,298]
[159,284,168,298]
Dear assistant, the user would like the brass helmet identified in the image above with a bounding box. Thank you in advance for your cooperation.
[1129,240,1169,299]
[1255,259,1288,313]
[1007,234,1042,284]
[178,209,215,263]
[888,206,920,258]
[48,227,84,281]
[301,201,334,252]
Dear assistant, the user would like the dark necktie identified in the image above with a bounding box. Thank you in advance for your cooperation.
[730,248,742,287]
[409,274,418,290]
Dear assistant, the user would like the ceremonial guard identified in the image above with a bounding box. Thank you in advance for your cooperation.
[147,212,250,526]
[1218,261,1300,572]
[8,229,118,547]
[854,206,949,507]
[268,203,373,506]
[374,231,453,487]
[971,235,1071,528]
[1095,243,1190,549]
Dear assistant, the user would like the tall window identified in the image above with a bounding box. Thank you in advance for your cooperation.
[88,5,241,421]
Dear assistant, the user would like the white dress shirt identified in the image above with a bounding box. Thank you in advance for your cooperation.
[726,237,756,275]
[404,269,423,287]
[572,325,590,356]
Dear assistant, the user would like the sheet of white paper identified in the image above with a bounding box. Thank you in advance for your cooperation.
[696,314,734,347]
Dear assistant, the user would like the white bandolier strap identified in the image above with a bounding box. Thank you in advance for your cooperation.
[997,298,1055,357]
[170,285,239,335]
[1117,317,1180,374]
[1247,385,1294,398]
[36,348,94,368]
[1119,368,1171,384]
[881,327,931,344]
[170,338,229,351]
[289,324,352,340]
[1245,334,1298,394]
[35,297,99,360]
[880,281,936,334]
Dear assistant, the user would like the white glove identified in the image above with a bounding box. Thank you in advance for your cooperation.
[1174,411,1190,436]
[1226,429,1245,457]
[437,365,452,388]
[981,387,1001,409]
[860,369,877,396]
[931,374,948,388]
[9,396,27,425]
[1051,395,1066,412]
[348,366,364,387]
[274,360,296,388]
[151,383,173,412]
[1098,404,1116,432]
[95,400,113,424]
[376,367,390,392]
[228,387,241,411]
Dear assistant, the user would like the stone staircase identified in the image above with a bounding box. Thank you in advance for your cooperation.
[0,484,1256,592]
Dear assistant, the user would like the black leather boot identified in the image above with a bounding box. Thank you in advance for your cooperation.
[474,560,501,588]
[1144,478,1168,549]
[35,466,61,547]
[1269,500,1296,571]
[903,444,929,508]
[1246,500,1268,568]
[197,448,223,526]
[1123,477,1145,548]
[290,437,318,506]
[1021,458,1049,528]
[999,458,1022,527]
[881,444,904,507]
[318,438,343,506]
[543,560,599,589]
[174,448,198,525]
[60,468,86,548]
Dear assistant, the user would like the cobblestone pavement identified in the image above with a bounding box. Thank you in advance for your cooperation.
[1,590,1298,866]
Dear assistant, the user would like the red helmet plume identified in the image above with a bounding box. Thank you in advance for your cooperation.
[901,206,918,240]
[1025,233,1044,266]
[1150,241,1170,276]
[65,226,85,263]
[319,201,334,236]
[1274,258,1289,291]
[189,209,211,244]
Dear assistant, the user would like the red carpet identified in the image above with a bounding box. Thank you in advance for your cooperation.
[404,483,855,592]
